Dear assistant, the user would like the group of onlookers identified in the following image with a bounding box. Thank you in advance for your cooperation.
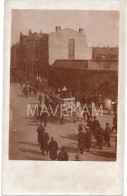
[22,84,37,97]
[36,111,117,161]
[37,123,69,161]
[80,94,117,115]
[77,115,117,154]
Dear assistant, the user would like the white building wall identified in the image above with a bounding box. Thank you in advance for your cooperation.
[48,28,92,65]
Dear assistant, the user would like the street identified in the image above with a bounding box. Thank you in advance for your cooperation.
[9,83,116,161]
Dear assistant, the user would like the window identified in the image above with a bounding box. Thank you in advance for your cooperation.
[68,39,75,60]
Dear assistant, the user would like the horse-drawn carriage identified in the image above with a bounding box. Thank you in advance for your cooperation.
[49,95,76,120]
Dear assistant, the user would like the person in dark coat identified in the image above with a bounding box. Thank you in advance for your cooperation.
[87,117,93,135]
[84,127,91,152]
[104,123,111,147]
[92,116,100,137]
[40,111,48,127]
[23,86,28,97]
[41,129,49,155]
[78,126,85,154]
[96,124,104,149]
[48,137,58,161]
[37,123,45,143]
[57,147,69,161]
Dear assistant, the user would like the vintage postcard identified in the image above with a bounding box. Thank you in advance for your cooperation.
[2,0,126,195]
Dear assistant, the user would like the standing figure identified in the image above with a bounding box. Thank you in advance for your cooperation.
[112,114,117,133]
[87,117,93,135]
[39,93,43,105]
[78,126,85,154]
[96,124,104,149]
[57,147,69,161]
[92,116,99,137]
[48,137,58,161]
[37,123,45,143]
[105,98,112,115]
[23,85,28,97]
[104,123,111,147]
[36,104,42,121]
[41,111,48,127]
[84,127,91,152]
[41,129,49,156]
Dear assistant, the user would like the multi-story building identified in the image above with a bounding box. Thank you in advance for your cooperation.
[10,27,118,97]
[11,26,92,76]
[19,30,48,77]
[92,46,118,60]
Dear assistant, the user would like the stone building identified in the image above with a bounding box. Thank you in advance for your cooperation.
[49,26,92,65]
[11,26,92,76]
[10,27,118,97]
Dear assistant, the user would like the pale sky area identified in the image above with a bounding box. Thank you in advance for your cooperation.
[11,10,119,47]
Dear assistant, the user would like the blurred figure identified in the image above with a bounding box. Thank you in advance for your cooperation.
[39,93,43,105]
[57,147,69,161]
[41,129,49,156]
[75,154,80,161]
[78,126,85,154]
[84,127,91,152]
[105,98,112,114]
[37,123,45,143]
[48,137,58,161]
[87,116,93,135]
[104,123,111,147]
[96,124,104,149]
[92,116,99,137]
[23,85,28,97]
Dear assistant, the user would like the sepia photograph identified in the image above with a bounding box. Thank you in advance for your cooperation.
[2,0,126,195]
[9,9,119,161]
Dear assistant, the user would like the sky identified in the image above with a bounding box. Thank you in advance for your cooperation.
[11,10,119,47]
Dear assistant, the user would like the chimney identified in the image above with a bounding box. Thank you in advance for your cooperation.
[55,26,61,32]
[79,28,84,34]
[29,29,32,35]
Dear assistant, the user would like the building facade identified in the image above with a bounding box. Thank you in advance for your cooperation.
[10,27,118,97]
[20,30,49,77]
[48,26,92,65]
[92,47,118,60]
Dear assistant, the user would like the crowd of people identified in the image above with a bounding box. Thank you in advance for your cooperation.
[36,111,117,161]
[12,73,117,160]
[37,123,69,161]
[77,116,117,155]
